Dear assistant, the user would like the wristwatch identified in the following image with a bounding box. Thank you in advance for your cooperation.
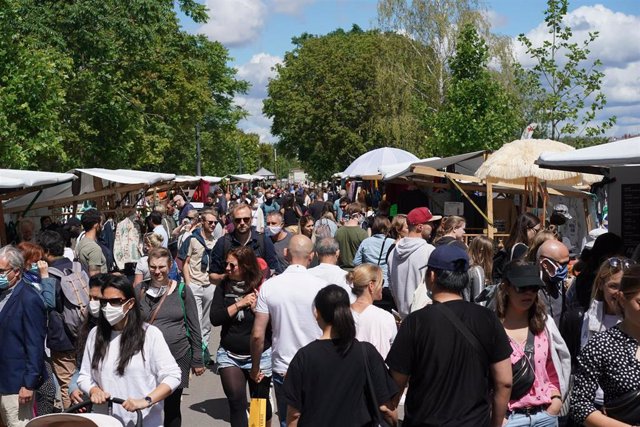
[144,396,153,407]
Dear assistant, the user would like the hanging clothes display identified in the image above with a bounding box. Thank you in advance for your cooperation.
[113,214,143,270]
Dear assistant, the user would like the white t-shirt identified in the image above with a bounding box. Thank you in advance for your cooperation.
[78,325,181,427]
[256,264,328,373]
[352,305,397,358]
[153,225,169,248]
[308,263,356,303]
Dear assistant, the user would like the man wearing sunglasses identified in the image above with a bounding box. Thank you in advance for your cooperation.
[537,240,570,326]
[179,210,223,362]
[208,204,281,284]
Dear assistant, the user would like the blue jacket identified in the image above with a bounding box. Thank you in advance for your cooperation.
[353,234,394,286]
[0,280,47,393]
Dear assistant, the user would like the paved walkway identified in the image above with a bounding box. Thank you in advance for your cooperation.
[182,329,404,425]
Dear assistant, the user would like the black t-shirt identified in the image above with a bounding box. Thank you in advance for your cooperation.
[385,300,511,427]
[209,281,272,355]
[284,340,398,427]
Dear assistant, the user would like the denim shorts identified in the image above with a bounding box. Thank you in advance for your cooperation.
[216,346,272,377]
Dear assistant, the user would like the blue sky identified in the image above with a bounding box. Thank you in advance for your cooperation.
[178,1,640,142]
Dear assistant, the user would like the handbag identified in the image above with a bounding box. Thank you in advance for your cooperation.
[248,396,267,427]
[510,329,536,401]
[604,389,640,424]
[360,343,391,427]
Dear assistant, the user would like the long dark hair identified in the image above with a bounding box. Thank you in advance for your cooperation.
[495,259,547,334]
[76,273,110,361]
[91,275,146,376]
[227,246,262,291]
[505,213,540,250]
[314,285,356,357]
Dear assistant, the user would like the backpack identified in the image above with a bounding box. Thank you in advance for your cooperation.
[178,229,213,273]
[49,262,90,339]
[314,219,333,240]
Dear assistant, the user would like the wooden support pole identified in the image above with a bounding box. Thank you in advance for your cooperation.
[487,178,495,239]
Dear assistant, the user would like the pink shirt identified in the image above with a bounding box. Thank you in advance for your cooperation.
[508,329,560,410]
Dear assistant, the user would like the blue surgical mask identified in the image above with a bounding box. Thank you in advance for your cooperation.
[0,273,11,290]
[552,264,569,282]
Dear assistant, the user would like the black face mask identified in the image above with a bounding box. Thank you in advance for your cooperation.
[265,198,273,205]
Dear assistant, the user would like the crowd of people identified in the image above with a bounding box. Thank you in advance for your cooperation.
[1,182,639,427]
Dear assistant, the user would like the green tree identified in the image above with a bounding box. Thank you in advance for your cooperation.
[264,27,431,180]
[432,24,523,155]
[4,0,246,173]
[516,0,615,139]
[0,0,71,170]
[377,0,483,105]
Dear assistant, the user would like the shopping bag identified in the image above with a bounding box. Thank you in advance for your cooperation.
[248,398,267,427]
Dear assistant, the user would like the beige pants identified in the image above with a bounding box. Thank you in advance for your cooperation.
[51,350,77,409]
[0,394,33,427]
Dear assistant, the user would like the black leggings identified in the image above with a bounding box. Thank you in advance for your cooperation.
[220,367,272,427]
[164,387,183,427]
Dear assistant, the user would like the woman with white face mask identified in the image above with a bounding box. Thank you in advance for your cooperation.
[77,274,181,427]
[137,248,205,427]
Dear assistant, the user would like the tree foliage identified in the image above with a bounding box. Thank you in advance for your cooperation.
[264,27,432,180]
[516,0,615,139]
[1,0,247,174]
[432,24,523,155]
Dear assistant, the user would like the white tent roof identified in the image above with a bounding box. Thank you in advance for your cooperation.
[379,158,440,181]
[4,168,175,211]
[227,174,265,182]
[342,147,419,178]
[254,167,275,178]
[381,151,487,181]
[537,136,640,174]
[0,169,76,193]
[173,175,223,184]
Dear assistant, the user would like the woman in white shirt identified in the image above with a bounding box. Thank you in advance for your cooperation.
[78,275,181,427]
[349,264,397,358]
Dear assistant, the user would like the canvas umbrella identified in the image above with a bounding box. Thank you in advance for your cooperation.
[342,147,419,179]
[475,139,601,233]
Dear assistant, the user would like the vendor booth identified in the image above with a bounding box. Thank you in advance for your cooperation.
[537,136,640,256]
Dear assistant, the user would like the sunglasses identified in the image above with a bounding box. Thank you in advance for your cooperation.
[226,262,237,270]
[205,220,217,225]
[608,257,635,271]
[99,297,129,307]
[515,285,540,294]
[233,217,251,224]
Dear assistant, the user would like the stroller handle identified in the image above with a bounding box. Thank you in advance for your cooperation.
[65,397,144,427]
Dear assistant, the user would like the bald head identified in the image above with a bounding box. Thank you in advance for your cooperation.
[537,239,569,262]
[286,234,314,267]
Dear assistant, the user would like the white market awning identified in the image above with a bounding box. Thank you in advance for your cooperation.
[0,169,77,195]
[342,147,419,178]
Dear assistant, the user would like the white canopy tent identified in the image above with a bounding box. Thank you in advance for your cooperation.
[537,136,640,255]
[0,169,79,244]
[3,168,176,213]
[226,174,265,182]
[536,136,640,174]
[253,167,276,180]
[342,147,419,179]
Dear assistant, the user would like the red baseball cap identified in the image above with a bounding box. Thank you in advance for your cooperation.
[407,207,442,226]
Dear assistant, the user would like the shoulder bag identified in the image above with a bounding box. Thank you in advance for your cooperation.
[433,302,488,367]
[360,343,391,427]
[604,389,640,424]
[510,329,536,401]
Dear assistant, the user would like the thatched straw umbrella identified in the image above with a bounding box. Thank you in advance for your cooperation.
[475,139,601,236]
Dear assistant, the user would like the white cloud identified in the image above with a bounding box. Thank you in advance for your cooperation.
[272,0,315,15]
[198,0,267,47]
[515,5,640,137]
[236,53,282,98]
[234,53,283,143]
[485,10,508,29]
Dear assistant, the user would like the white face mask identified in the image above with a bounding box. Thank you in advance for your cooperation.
[89,300,101,318]
[268,226,282,236]
[102,302,129,326]
[146,285,167,298]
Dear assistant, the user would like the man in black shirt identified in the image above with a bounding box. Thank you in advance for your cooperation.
[386,244,512,427]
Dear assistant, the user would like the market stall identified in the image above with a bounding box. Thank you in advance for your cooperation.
[537,136,640,255]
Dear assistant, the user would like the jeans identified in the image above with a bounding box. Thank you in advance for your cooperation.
[272,372,287,427]
[506,410,559,427]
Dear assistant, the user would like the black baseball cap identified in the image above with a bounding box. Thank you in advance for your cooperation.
[504,262,544,289]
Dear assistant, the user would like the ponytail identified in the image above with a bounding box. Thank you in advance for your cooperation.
[314,285,356,357]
